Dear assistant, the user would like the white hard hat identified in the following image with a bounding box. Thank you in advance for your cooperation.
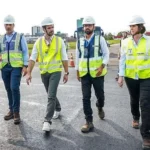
[129,15,145,25]
[4,15,15,24]
[82,16,95,25]
[41,17,54,26]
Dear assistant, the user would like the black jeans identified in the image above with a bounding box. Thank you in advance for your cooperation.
[125,77,150,139]
[125,77,140,121]
[81,73,104,122]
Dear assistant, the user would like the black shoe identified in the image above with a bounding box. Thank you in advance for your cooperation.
[98,107,105,120]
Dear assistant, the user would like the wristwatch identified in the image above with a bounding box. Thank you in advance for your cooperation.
[101,64,105,68]
[65,72,69,75]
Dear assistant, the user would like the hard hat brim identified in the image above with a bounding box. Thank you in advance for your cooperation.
[4,22,14,24]
[41,23,54,26]
[82,22,95,25]
[129,22,145,25]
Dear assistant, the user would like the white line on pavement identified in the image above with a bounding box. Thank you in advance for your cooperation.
[22,100,46,107]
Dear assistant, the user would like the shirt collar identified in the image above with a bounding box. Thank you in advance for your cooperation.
[131,34,148,46]
[85,33,94,42]
[6,31,15,37]
[142,34,148,39]
[131,34,147,40]
[44,35,54,45]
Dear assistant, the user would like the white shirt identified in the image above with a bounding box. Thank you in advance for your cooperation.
[30,35,68,62]
[75,33,109,70]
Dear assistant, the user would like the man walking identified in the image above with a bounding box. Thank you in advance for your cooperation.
[75,16,109,133]
[0,15,29,124]
[26,17,69,132]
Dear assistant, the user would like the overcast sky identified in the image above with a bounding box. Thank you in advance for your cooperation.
[0,0,150,35]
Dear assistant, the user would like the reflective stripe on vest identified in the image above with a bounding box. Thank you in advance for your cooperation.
[78,35,107,78]
[124,37,150,79]
[38,60,62,65]
[39,65,63,72]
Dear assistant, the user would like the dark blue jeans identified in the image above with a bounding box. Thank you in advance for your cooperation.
[1,64,22,113]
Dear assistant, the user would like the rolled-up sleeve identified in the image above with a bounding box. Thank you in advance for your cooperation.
[75,42,79,70]
[30,41,38,62]
[119,46,126,76]
[61,39,68,61]
[21,36,29,65]
[100,36,109,65]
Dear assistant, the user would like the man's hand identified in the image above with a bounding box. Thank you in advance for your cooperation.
[76,70,80,82]
[22,67,27,77]
[118,76,124,87]
[63,74,68,84]
[26,73,32,85]
[95,65,104,77]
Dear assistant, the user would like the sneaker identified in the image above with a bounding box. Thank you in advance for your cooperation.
[52,111,60,119]
[98,107,105,120]
[42,122,51,132]
[81,122,94,133]
[132,120,139,129]
[142,139,150,150]
[14,112,21,125]
[4,111,13,120]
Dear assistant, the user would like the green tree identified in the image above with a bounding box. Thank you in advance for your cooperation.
[107,33,113,40]
[117,32,122,36]
[104,34,108,40]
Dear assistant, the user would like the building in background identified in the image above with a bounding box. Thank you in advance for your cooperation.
[32,26,44,36]
[55,31,68,39]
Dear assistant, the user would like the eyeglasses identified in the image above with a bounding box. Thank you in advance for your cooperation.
[84,24,93,27]
[46,26,54,30]
[5,24,13,26]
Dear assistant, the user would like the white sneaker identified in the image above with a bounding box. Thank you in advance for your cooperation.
[42,122,51,132]
[52,111,60,119]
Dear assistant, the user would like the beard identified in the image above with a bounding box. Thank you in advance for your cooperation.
[85,30,93,35]
[47,31,54,36]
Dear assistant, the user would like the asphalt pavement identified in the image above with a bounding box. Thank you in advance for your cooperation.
[0,45,143,150]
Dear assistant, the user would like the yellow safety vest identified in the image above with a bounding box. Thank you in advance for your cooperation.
[78,35,107,78]
[123,36,150,79]
[0,33,24,69]
[36,36,62,74]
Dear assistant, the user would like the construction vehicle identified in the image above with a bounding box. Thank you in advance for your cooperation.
[74,26,102,39]
[74,26,110,47]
